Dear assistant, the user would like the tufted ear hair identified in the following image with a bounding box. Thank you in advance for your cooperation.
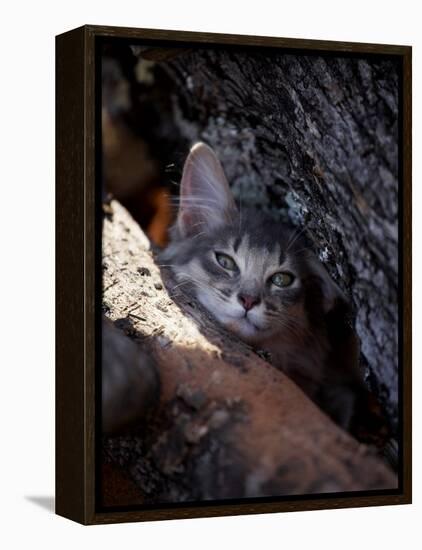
[176,142,237,238]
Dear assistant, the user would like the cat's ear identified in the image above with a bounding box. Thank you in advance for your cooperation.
[177,142,237,237]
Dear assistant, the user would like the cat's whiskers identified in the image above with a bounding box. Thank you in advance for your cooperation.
[173,272,211,293]
[272,319,305,341]
[214,288,231,300]
[285,221,311,253]
[191,231,207,240]
[289,246,314,257]
[190,221,207,228]
[169,197,220,205]
[181,204,220,221]
[263,314,300,338]
[175,273,232,307]
[188,160,224,193]
[272,315,318,344]
[171,280,193,291]
[238,192,243,234]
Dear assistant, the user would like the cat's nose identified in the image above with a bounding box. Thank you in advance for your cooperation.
[238,293,261,311]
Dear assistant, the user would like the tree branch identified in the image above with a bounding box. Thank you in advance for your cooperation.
[102,200,396,505]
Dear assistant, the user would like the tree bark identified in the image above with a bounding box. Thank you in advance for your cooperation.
[102,200,396,506]
[127,47,399,432]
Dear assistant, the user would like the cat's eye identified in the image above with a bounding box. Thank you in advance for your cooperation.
[271,272,295,288]
[215,252,237,271]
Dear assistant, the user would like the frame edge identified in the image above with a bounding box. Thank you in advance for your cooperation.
[56,25,89,525]
[56,24,412,525]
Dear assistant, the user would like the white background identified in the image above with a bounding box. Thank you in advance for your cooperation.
[0,0,419,547]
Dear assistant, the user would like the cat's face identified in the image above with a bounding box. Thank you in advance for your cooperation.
[161,143,341,344]
[165,219,316,343]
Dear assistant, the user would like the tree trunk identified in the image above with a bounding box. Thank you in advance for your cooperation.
[102,200,396,506]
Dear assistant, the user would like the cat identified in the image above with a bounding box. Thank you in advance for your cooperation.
[159,142,370,430]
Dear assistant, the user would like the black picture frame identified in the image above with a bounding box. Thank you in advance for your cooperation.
[56,25,412,525]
